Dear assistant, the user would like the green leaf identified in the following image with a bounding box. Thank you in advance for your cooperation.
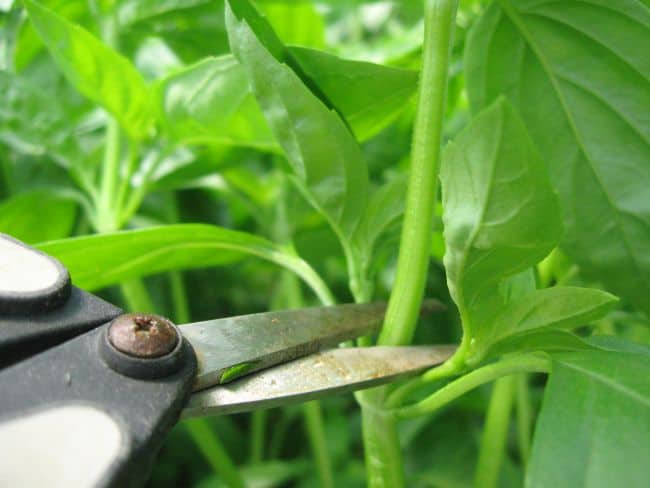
[476,286,618,355]
[352,176,408,267]
[23,0,154,139]
[14,0,89,71]
[225,0,419,144]
[528,348,650,487]
[0,191,76,243]
[290,46,419,140]
[465,0,650,316]
[37,224,331,304]
[259,2,325,49]
[118,0,229,64]
[155,55,276,149]
[117,0,211,26]
[225,0,368,240]
[156,48,418,149]
[486,328,596,359]
[441,97,562,346]
[0,70,80,164]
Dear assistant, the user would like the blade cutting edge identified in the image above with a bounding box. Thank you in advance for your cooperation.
[182,345,456,417]
[181,300,443,391]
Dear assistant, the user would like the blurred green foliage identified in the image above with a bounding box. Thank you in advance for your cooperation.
[1,0,649,487]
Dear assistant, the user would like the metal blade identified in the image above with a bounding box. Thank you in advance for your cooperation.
[182,345,456,418]
[182,302,391,391]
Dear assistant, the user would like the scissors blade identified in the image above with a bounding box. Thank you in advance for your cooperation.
[182,300,444,391]
[182,345,455,418]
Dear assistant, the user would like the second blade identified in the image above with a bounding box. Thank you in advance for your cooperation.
[183,302,389,391]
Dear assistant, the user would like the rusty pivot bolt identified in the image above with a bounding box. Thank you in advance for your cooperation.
[108,313,178,358]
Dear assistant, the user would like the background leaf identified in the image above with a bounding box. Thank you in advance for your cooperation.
[37,224,329,303]
[225,0,368,240]
[24,0,154,139]
[440,97,562,346]
[118,0,230,64]
[259,1,325,49]
[527,347,650,487]
[0,191,76,243]
[0,70,81,164]
[155,55,276,149]
[156,46,418,150]
[290,47,418,140]
[465,0,650,316]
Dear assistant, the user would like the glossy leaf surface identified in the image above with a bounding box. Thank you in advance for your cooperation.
[466,0,650,315]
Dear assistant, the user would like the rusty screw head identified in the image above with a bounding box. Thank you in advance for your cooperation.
[108,313,178,358]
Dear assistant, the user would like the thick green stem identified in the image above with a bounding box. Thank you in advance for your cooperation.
[359,2,458,486]
[359,390,406,488]
[378,0,458,347]
[474,376,516,488]
[185,418,245,488]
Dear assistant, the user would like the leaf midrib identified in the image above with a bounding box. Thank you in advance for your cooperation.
[497,0,650,293]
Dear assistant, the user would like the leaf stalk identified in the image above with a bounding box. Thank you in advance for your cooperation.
[397,354,551,418]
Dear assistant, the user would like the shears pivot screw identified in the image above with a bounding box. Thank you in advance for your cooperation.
[108,313,178,359]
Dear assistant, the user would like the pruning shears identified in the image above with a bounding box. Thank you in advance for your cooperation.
[0,233,454,487]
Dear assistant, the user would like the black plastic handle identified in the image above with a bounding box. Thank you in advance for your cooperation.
[0,323,197,487]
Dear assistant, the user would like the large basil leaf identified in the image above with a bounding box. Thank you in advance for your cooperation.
[225,0,368,240]
[528,347,650,487]
[440,97,562,352]
[23,0,154,139]
[37,225,330,304]
[465,0,650,316]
